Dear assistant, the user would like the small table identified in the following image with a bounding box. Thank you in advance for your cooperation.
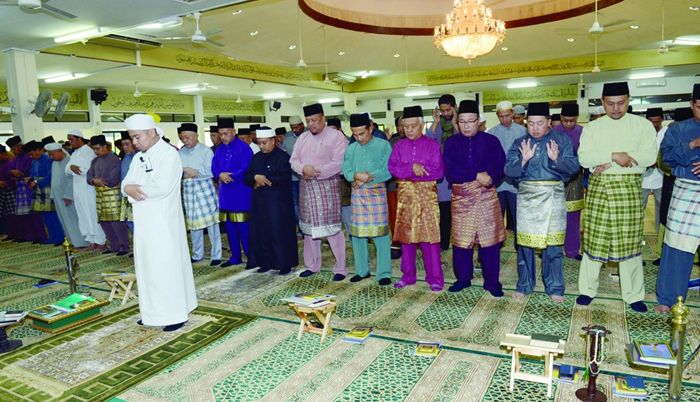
[289,301,336,343]
[500,333,566,398]
[104,274,137,305]
[0,320,24,353]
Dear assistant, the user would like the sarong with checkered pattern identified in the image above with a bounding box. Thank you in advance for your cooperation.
[350,183,389,238]
[394,180,440,244]
[15,181,32,215]
[583,174,643,262]
[182,178,219,230]
[31,184,54,212]
[300,175,342,238]
[95,186,122,222]
[664,178,700,254]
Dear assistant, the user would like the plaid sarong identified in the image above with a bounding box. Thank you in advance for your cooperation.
[182,178,219,230]
[31,184,54,212]
[451,181,505,249]
[300,175,342,238]
[583,174,643,262]
[15,181,32,215]
[0,188,15,216]
[394,180,440,244]
[565,170,585,212]
[516,181,566,248]
[350,183,389,238]
[95,186,122,222]
[664,179,700,254]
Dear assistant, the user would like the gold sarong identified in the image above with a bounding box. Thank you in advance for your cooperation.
[394,180,440,244]
[96,186,121,221]
[451,181,505,249]
[516,181,566,248]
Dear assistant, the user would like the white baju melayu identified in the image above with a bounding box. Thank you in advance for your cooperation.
[65,144,106,244]
[121,138,197,326]
[51,152,89,248]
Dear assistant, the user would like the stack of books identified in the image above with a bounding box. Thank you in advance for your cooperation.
[51,293,98,312]
[30,305,65,319]
[552,364,581,383]
[414,341,441,358]
[0,310,28,324]
[282,292,335,307]
[612,375,648,399]
[627,340,676,369]
[342,326,373,344]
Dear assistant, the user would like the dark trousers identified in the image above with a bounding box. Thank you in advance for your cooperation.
[497,191,517,248]
[453,244,502,293]
[516,245,564,296]
[656,244,695,307]
[100,221,130,252]
[438,201,451,250]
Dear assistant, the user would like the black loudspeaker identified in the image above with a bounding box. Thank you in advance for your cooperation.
[90,89,108,105]
[270,101,281,111]
[387,99,391,111]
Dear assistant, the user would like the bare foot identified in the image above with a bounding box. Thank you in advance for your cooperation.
[512,291,527,300]
[550,295,565,303]
[654,304,670,313]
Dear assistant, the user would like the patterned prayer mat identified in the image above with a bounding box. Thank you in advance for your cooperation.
[0,273,127,345]
[199,269,700,386]
[0,304,254,402]
[115,318,700,402]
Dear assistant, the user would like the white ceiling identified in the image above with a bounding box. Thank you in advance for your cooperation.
[0,0,243,51]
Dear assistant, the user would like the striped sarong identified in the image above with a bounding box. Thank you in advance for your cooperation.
[664,179,700,254]
[565,170,585,212]
[300,175,342,238]
[583,174,643,262]
[182,178,219,230]
[120,197,133,222]
[350,183,389,238]
[516,181,566,248]
[95,186,122,221]
[15,181,32,215]
[394,180,440,244]
[0,188,15,216]
[31,184,54,212]
[451,181,505,249]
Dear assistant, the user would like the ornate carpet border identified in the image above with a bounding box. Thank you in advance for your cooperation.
[0,304,255,402]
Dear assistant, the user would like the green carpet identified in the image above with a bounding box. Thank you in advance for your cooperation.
[114,318,700,402]
[0,304,253,402]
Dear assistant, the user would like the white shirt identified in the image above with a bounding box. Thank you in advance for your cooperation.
[642,126,666,189]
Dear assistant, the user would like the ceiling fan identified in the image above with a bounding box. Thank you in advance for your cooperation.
[555,0,632,38]
[150,12,224,47]
[0,0,76,19]
[132,81,156,98]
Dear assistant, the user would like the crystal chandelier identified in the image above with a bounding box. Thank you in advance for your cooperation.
[434,0,506,61]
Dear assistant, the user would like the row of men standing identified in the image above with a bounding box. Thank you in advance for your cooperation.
[0,131,131,256]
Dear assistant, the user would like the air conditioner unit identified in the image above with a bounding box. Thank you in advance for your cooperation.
[329,73,356,84]
[636,80,667,88]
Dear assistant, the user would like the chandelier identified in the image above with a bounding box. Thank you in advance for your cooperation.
[434,0,506,61]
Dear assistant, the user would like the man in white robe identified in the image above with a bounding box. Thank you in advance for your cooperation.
[65,129,106,250]
[121,114,197,332]
[45,143,89,248]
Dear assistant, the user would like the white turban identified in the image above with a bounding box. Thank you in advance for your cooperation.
[68,129,83,138]
[44,143,62,151]
[125,114,157,131]
[256,129,274,139]
[496,101,513,111]
[155,127,164,138]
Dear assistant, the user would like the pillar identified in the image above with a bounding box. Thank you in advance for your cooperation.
[193,94,205,142]
[87,88,102,134]
[3,48,43,141]
[343,93,357,133]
